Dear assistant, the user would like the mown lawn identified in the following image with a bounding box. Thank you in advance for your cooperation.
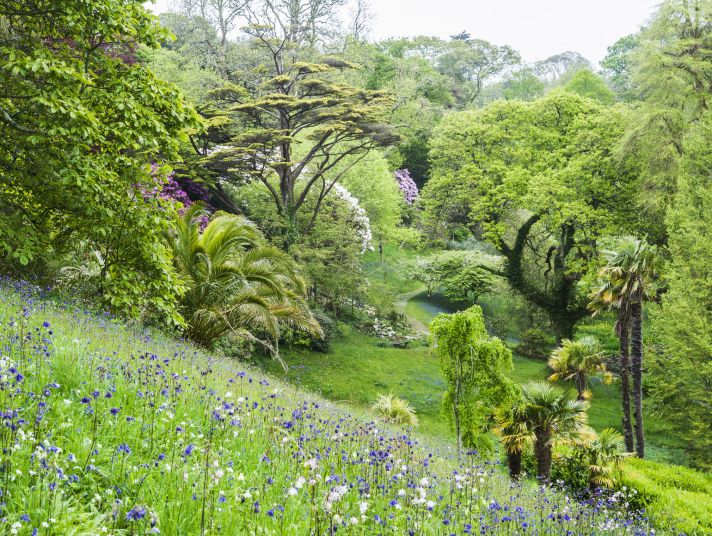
[260,286,687,465]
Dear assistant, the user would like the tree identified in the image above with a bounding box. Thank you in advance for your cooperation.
[533,51,590,82]
[0,0,200,323]
[520,381,589,482]
[573,428,629,489]
[595,237,660,458]
[652,110,712,470]
[600,34,640,102]
[493,402,532,480]
[437,37,521,106]
[430,306,518,457]
[621,0,712,241]
[421,92,639,341]
[179,0,248,47]
[410,257,441,297]
[548,336,612,401]
[169,206,321,354]
[501,68,545,101]
[244,0,347,49]
[563,69,616,105]
[590,274,635,453]
[197,47,395,242]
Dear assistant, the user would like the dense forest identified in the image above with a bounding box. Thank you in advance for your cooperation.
[1,0,712,533]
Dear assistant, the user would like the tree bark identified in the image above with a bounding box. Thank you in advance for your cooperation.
[631,299,645,458]
[507,450,522,480]
[618,312,635,453]
[534,430,552,482]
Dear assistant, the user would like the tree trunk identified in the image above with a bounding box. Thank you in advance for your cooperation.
[618,313,634,453]
[507,450,522,480]
[631,299,645,458]
[576,374,586,401]
[549,310,577,344]
[534,431,552,482]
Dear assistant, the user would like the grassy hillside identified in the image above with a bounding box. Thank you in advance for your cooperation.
[0,282,657,535]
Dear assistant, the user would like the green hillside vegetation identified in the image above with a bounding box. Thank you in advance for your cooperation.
[3,0,712,533]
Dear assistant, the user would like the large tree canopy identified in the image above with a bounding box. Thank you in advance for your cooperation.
[0,0,200,321]
[421,91,639,340]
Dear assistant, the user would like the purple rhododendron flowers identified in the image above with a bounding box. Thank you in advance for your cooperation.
[394,169,418,204]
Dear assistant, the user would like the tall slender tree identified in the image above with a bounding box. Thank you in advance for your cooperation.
[592,238,659,458]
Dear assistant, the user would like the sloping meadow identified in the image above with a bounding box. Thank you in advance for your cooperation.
[0,281,653,535]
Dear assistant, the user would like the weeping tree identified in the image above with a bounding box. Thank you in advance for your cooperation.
[168,206,321,357]
[430,306,518,458]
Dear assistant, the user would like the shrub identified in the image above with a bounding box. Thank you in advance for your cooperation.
[372,393,418,426]
[618,458,712,534]
[517,328,554,360]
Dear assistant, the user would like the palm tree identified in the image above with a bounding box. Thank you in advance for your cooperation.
[548,336,612,401]
[590,282,634,452]
[520,381,589,482]
[493,403,533,480]
[591,237,659,458]
[572,428,630,489]
[169,206,321,357]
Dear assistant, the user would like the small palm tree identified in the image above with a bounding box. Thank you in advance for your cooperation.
[521,381,589,482]
[493,403,533,480]
[548,336,612,401]
[590,237,659,458]
[573,428,630,489]
[169,206,321,357]
[372,393,418,426]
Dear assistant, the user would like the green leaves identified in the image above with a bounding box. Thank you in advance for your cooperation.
[0,0,201,323]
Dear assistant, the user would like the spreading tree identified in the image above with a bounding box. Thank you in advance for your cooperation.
[422,92,639,340]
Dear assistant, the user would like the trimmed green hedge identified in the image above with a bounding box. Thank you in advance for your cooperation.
[620,458,712,535]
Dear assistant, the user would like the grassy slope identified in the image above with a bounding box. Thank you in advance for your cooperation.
[0,284,658,535]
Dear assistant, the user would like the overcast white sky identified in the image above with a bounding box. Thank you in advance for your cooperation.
[147,0,660,65]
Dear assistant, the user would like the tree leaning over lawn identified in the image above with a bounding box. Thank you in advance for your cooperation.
[197,23,396,242]
[430,306,518,458]
[0,0,200,322]
[421,92,639,341]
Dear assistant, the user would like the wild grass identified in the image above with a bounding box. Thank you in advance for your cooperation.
[0,281,653,535]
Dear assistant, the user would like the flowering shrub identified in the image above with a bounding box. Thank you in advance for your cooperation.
[394,169,419,205]
[0,281,654,535]
[332,184,373,253]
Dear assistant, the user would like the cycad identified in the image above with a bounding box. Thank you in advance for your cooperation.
[548,336,612,401]
[169,205,321,359]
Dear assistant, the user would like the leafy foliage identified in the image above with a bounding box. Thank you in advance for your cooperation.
[0,0,200,323]
[421,92,640,340]
[548,336,612,400]
[169,206,321,353]
[372,393,418,426]
[430,306,518,455]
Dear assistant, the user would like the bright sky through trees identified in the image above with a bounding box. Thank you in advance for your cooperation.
[147,0,659,64]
